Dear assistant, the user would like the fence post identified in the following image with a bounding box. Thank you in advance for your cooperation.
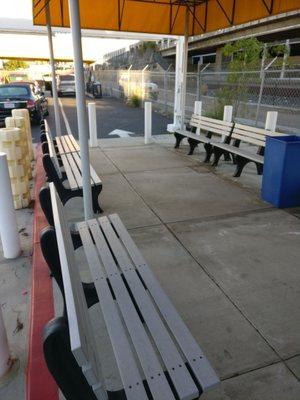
[265,111,278,131]
[88,103,98,147]
[255,70,265,126]
[0,153,21,259]
[164,71,168,113]
[144,102,152,144]
[196,61,201,101]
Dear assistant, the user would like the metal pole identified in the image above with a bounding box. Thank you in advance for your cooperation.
[280,39,290,79]
[163,71,168,113]
[68,0,93,220]
[45,1,62,136]
[196,60,201,101]
[180,8,189,130]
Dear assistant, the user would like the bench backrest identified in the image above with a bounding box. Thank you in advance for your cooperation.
[49,183,107,400]
[232,123,286,148]
[44,121,62,179]
[190,114,234,138]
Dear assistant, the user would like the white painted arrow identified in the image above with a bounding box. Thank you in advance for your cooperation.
[108,129,135,138]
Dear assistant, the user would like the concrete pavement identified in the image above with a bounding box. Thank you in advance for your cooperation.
[52,134,300,399]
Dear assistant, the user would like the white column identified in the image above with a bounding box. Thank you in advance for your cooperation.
[194,101,202,115]
[88,103,98,147]
[265,111,278,131]
[68,0,93,220]
[144,102,152,144]
[0,153,21,259]
[0,307,10,378]
[45,2,62,136]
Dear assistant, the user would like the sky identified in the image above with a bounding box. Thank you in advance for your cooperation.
[0,0,137,62]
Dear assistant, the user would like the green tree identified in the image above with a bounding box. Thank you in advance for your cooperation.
[4,60,29,70]
[209,38,287,119]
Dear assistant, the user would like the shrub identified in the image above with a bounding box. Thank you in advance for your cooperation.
[128,94,141,108]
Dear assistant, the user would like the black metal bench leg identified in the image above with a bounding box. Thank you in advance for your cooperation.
[223,152,231,161]
[203,143,213,163]
[256,163,263,175]
[92,185,103,214]
[187,138,198,155]
[212,147,223,167]
[174,133,184,149]
[43,317,99,400]
[233,156,250,177]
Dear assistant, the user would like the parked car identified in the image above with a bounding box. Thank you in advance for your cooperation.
[0,82,48,126]
[57,74,76,96]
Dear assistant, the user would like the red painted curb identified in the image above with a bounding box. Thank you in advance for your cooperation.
[26,146,58,400]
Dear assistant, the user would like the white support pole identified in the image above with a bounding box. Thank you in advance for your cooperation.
[0,307,10,378]
[265,111,278,131]
[194,101,202,116]
[45,2,62,136]
[0,153,21,259]
[68,0,93,220]
[88,103,98,147]
[173,38,183,128]
[144,102,152,144]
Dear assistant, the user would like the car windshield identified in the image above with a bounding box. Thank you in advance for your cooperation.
[0,86,29,98]
[60,75,74,81]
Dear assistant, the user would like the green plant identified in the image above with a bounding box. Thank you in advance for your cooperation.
[128,94,141,108]
[4,60,28,70]
[208,38,289,119]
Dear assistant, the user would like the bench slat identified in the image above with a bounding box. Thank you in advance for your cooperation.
[176,130,211,144]
[72,152,102,186]
[49,184,107,399]
[87,218,176,400]
[97,218,199,400]
[213,143,264,164]
[77,221,149,400]
[62,153,80,190]
[44,121,63,179]
[108,214,220,393]
[231,133,265,147]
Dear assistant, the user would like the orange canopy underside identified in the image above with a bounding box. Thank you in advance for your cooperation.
[33,0,300,36]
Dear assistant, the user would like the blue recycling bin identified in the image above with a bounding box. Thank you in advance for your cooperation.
[262,135,300,208]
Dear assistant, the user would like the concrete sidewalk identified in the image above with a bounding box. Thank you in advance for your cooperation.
[57,135,300,399]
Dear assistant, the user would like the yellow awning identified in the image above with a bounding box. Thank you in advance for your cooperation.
[33,0,300,36]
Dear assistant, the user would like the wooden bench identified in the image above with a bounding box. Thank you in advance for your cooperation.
[40,183,219,400]
[174,114,234,162]
[41,120,102,213]
[211,123,286,177]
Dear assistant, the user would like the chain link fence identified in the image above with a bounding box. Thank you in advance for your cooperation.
[92,65,300,134]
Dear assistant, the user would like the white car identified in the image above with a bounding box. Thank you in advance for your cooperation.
[57,74,76,96]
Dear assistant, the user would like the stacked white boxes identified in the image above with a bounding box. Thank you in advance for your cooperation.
[0,126,31,209]
[11,109,34,161]
[5,116,32,179]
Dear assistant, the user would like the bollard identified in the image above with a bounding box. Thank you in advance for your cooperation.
[194,101,202,116]
[265,111,278,132]
[144,102,152,144]
[0,153,21,259]
[0,307,11,378]
[88,102,98,147]
[222,105,233,141]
